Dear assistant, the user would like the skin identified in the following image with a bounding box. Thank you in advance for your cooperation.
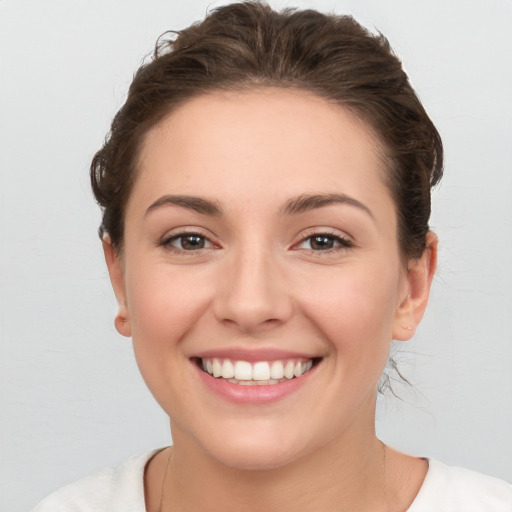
[104,89,437,511]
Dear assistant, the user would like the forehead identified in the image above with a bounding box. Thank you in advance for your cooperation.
[132,88,393,219]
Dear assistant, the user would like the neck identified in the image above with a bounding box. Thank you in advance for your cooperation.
[160,426,391,512]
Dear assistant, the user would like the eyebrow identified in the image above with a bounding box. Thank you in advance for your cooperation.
[145,195,223,216]
[281,193,374,219]
[145,192,373,219]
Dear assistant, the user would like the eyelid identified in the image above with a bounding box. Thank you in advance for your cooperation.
[157,227,219,252]
[292,228,354,251]
[170,233,213,248]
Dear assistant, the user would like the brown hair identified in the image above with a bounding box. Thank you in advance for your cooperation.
[91,1,443,258]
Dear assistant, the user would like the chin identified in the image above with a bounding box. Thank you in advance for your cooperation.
[210,444,302,471]
[196,422,312,471]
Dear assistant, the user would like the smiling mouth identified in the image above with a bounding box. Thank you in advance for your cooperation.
[195,357,321,386]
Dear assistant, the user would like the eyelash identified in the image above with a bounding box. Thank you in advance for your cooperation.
[295,231,353,253]
[159,230,353,255]
[158,231,215,254]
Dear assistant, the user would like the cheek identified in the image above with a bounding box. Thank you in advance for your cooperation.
[125,266,218,416]
[298,262,401,368]
[126,266,213,377]
[128,263,211,332]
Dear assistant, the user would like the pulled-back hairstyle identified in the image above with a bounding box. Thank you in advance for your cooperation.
[91,1,443,258]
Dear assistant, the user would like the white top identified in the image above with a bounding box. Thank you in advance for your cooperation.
[32,451,512,511]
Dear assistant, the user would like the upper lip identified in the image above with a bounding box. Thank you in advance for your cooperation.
[192,347,323,362]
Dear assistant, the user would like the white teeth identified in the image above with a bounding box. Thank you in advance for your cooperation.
[270,360,284,379]
[212,358,222,378]
[201,357,316,383]
[284,361,295,379]
[252,362,270,381]
[234,361,253,381]
[221,359,235,379]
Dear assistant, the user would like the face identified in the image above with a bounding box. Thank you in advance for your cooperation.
[105,89,434,470]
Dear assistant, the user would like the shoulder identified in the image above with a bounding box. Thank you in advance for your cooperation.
[30,450,161,512]
[409,459,512,512]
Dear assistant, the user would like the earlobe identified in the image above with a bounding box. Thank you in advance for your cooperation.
[102,235,132,338]
[393,232,438,341]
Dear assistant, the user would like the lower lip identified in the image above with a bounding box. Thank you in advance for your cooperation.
[194,362,318,404]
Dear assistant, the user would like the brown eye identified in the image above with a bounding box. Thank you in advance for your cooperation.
[310,235,335,250]
[180,235,205,250]
[297,233,352,251]
[165,233,211,251]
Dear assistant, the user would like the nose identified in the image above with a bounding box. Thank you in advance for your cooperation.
[212,246,293,333]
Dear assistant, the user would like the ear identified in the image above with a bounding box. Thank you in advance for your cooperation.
[393,231,438,341]
[102,235,132,337]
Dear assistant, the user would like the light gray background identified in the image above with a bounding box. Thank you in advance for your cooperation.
[1,1,511,510]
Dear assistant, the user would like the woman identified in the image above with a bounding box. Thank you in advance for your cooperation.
[32,2,512,510]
